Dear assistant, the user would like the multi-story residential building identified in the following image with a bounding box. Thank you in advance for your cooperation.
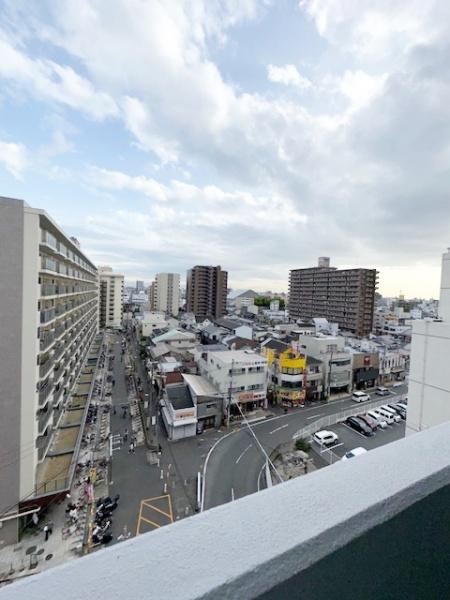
[150,272,180,316]
[135,280,144,292]
[98,266,124,328]
[297,334,352,396]
[288,257,378,337]
[406,249,450,435]
[0,197,98,543]
[186,265,228,320]
[196,349,267,414]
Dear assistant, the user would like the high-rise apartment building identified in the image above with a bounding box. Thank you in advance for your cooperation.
[288,258,377,337]
[186,265,228,320]
[98,266,124,328]
[0,198,98,542]
[135,280,144,292]
[406,249,450,435]
[150,273,180,316]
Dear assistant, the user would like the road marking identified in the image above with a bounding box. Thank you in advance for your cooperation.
[269,424,288,435]
[231,488,235,501]
[257,463,265,492]
[136,494,173,535]
[306,414,323,420]
[320,442,344,453]
[342,423,369,439]
[235,444,252,464]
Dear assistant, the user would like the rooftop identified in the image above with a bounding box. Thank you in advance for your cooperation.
[207,349,266,365]
[182,374,221,397]
[166,384,194,410]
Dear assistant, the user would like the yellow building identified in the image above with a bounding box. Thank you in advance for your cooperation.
[276,349,306,405]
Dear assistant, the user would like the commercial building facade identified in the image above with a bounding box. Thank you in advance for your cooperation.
[150,272,180,316]
[98,266,124,328]
[0,197,98,542]
[197,349,268,413]
[288,257,378,337]
[186,265,228,320]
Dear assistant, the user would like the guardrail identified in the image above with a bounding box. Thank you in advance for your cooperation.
[265,394,407,485]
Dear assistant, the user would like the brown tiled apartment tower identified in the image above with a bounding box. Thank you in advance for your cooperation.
[288,257,378,337]
[186,265,228,319]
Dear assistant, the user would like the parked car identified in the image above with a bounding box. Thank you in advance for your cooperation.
[358,414,378,431]
[313,430,339,447]
[352,391,370,403]
[341,447,367,461]
[396,401,408,410]
[389,403,406,419]
[376,386,390,396]
[380,405,402,423]
[345,416,374,437]
[373,407,396,425]
[367,410,388,429]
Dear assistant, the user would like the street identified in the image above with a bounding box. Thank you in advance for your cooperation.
[202,385,408,510]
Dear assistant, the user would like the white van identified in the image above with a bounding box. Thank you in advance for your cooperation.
[352,391,370,403]
[373,407,395,425]
[380,405,402,423]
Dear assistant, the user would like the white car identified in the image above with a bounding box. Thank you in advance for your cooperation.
[352,391,370,403]
[380,405,402,423]
[373,407,396,425]
[313,430,339,447]
[375,386,390,396]
[367,410,388,428]
[396,402,408,411]
[341,447,367,461]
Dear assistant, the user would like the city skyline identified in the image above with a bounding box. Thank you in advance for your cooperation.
[0,2,448,298]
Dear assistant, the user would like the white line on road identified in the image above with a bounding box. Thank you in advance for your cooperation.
[257,463,265,492]
[231,488,235,501]
[235,444,252,464]
[269,424,289,435]
[306,414,323,420]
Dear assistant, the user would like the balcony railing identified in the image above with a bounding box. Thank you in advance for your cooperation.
[38,380,53,406]
[40,308,55,324]
[40,331,55,351]
[39,357,54,379]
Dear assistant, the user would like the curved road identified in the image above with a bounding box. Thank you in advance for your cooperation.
[203,385,407,510]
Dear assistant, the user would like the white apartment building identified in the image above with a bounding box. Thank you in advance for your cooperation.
[0,198,98,543]
[297,334,352,395]
[407,249,450,435]
[98,266,124,328]
[150,273,180,316]
[197,349,268,412]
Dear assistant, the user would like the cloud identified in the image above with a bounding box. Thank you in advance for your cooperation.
[267,64,312,89]
[1,1,450,296]
[0,139,27,178]
[0,36,118,120]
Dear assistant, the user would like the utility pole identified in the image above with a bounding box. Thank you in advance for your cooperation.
[227,359,234,428]
[327,349,333,400]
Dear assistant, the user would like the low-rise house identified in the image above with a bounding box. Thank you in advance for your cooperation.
[161,383,197,441]
[182,374,223,431]
[152,328,197,350]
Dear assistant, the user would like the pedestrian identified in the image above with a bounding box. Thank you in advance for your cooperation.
[124,428,128,442]
[158,443,162,454]
[113,406,116,415]
[128,441,135,454]
[44,524,49,541]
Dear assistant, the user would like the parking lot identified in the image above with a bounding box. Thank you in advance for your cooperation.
[311,413,406,466]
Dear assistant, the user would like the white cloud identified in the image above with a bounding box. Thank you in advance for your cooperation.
[0,37,118,120]
[267,64,312,89]
[0,139,27,178]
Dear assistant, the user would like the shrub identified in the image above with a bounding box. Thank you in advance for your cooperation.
[295,438,311,452]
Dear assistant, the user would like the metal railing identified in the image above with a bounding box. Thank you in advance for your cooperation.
[40,308,55,324]
[38,380,54,405]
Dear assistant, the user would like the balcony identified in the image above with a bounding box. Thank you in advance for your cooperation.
[38,379,53,406]
[39,331,55,352]
[39,356,54,379]
[40,308,55,324]
[5,422,450,598]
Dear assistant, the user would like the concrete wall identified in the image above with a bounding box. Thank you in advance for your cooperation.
[406,319,450,434]
[20,208,40,499]
[0,198,24,543]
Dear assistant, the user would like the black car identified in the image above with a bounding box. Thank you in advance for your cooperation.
[389,403,406,420]
[345,416,374,437]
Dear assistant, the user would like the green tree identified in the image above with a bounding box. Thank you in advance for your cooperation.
[295,438,311,452]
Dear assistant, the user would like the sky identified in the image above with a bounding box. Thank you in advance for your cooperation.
[0,0,448,298]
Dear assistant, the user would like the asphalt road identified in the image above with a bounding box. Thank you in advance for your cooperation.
[203,385,408,510]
